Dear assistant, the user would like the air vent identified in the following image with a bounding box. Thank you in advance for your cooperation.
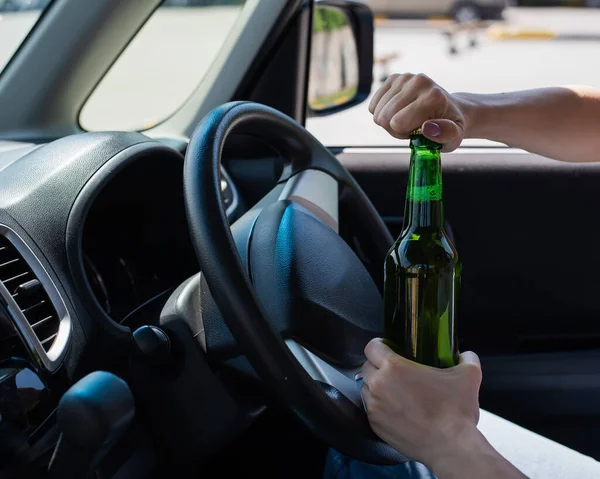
[0,236,60,352]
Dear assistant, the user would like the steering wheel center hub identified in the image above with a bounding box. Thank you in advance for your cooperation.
[249,198,383,368]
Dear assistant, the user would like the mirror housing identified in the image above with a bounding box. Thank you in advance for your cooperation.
[307,0,374,117]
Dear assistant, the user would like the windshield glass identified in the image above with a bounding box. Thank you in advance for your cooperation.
[80,0,248,132]
[0,0,51,75]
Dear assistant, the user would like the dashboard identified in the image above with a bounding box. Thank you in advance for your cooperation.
[0,132,245,478]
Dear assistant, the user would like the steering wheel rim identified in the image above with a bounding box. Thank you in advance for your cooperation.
[184,101,405,464]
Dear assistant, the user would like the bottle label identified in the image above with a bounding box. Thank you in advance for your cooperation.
[408,184,442,202]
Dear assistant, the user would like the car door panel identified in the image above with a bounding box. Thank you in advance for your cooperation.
[480,349,600,459]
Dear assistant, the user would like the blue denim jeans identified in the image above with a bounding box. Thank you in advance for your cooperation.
[324,449,437,479]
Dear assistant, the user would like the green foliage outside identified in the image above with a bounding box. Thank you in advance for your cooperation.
[313,7,348,33]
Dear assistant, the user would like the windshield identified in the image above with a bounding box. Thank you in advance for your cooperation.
[80,0,248,132]
[0,0,51,75]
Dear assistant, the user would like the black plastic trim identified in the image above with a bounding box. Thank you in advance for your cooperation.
[234,0,309,123]
[65,142,184,343]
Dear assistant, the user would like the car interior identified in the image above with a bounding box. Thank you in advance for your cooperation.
[0,0,599,478]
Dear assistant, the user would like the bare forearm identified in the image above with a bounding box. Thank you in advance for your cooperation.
[430,429,528,479]
[456,86,600,162]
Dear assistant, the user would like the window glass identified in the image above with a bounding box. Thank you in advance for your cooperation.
[80,0,247,132]
[306,2,600,146]
[0,0,52,75]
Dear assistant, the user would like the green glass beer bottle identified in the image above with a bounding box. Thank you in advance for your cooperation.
[383,128,461,368]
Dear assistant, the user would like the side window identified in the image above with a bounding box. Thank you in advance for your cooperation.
[306,2,600,146]
[80,0,247,132]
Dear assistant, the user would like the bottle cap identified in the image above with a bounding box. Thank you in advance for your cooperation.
[410,128,423,136]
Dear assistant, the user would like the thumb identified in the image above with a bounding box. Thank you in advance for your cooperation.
[422,119,464,152]
[459,350,481,368]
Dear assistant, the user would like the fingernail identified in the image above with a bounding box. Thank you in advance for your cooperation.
[423,122,440,137]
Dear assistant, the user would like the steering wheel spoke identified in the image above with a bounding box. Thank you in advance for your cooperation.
[285,339,363,408]
[279,169,339,233]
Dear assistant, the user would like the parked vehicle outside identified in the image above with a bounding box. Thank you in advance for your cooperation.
[0,0,49,12]
[364,0,508,21]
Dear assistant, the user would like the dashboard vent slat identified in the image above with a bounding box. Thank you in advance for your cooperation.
[40,333,58,348]
[0,236,60,352]
[3,272,31,289]
[0,258,20,269]
[21,299,47,315]
[31,315,54,330]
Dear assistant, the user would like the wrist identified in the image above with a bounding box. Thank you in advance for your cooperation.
[427,427,489,478]
[426,426,526,479]
[453,92,488,140]
[426,426,485,477]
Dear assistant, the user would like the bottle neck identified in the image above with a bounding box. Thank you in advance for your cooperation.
[403,138,444,231]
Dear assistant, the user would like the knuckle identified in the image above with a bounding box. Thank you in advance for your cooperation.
[373,114,386,127]
[413,73,432,87]
[427,86,447,105]
[393,73,412,88]
[368,375,385,396]
[389,115,406,133]
[377,109,392,125]
[387,73,401,85]
[379,357,394,372]
[380,356,401,373]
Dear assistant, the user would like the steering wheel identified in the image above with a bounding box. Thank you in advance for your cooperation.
[184,101,406,464]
